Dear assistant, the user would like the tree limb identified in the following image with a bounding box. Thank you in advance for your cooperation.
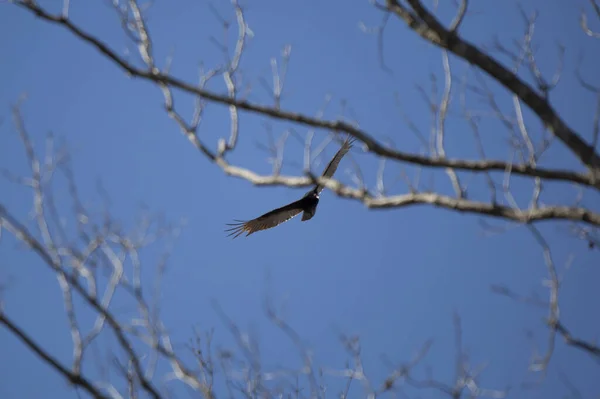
[12,0,600,190]
[0,312,111,399]
[386,0,600,176]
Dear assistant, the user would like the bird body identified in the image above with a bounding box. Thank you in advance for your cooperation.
[225,136,354,238]
[300,189,319,221]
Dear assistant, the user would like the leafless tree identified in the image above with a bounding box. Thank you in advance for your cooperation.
[0,104,508,398]
[2,0,600,397]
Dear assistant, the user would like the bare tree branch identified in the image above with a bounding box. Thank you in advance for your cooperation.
[4,1,600,397]
[11,1,600,191]
[0,312,111,399]
[385,0,600,175]
[581,0,600,38]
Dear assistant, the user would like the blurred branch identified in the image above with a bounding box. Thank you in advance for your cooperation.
[553,320,600,358]
[492,225,600,376]
[580,0,600,38]
[0,311,110,399]
[0,102,207,399]
[404,313,508,399]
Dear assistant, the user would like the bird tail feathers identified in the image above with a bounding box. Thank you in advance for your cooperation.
[301,209,316,221]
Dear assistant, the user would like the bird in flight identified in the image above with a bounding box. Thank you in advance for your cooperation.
[225,135,356,238]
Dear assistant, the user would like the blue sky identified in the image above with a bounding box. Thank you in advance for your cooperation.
[1,0,599,398]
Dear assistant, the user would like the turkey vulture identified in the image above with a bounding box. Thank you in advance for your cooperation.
[225,136,355,238]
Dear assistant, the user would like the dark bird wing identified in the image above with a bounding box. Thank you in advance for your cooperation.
[225,199,305,238]
[315,135,355,194]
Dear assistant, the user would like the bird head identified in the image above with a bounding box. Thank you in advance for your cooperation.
[305,189,319,200]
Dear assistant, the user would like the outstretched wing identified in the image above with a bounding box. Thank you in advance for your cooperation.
[315,135,355,194]
[225,199,304,238]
